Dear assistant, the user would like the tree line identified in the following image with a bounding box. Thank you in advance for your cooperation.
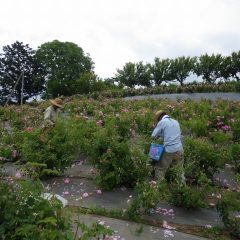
[0,40,239,104]
[114,53,240,88]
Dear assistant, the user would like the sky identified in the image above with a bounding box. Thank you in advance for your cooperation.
[0,0,240,79]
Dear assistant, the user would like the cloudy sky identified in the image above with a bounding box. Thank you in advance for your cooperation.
[1,0,240,78]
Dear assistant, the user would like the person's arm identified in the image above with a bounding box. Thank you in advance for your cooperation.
[151,121,164,139]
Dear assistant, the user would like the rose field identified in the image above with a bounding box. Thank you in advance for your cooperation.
[0,95,240,239]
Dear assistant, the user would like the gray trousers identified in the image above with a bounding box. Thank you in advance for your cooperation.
[154,150,185,184]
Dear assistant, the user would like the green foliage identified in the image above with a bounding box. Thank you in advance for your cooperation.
[89,81,240,99]
[70,72,108,95]
[189,118,209,137]
[184,137,224,180]
[236,173,240,182]
[194,54,223,83]
[170,184,207,209]
[169,56,196,86]
[216,191,240,238]
[150,58,172,86]
[94,138,149,190]
[0,41,44,104]
[16,121,76,177]
[232,120,240,142]
[229,51,240,81]
[0,179,114,240]
[231,143,240,172]
[77,221,113,240]
[127,180,168,219]
[115,61,151,88]
[35,40,94,98]
[0,144,12,159]
[0,180,74,240]
[210,131,232,145]
[196,172,212,186]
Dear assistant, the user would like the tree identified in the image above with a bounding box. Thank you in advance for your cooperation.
[0,41,44,104]
[35,40,94,97]
[115,62,137,88]
[135,62,151,87]
[229,51,240,81]
[220,56,232,81]
[70,72,107,94]
[169,56,196,86]
[194,54,223,83]
[115,61,151,88]
[150,58,172,86]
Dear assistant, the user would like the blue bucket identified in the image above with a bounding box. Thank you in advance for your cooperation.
[149,143,165,161]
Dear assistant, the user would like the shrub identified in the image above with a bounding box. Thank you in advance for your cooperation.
[216,191,240,238]
[210,131,232,145]
[95,140,150,190]
[127,180,169,219]
[188,118,209,137]
[184,137,224,180]
[16,120,76,177]
[170,184,207,209]
[0,179,113,240]
[79,121,151,190]
[231,143,240,172]
[232,120,240,142]
[0,180,74,240]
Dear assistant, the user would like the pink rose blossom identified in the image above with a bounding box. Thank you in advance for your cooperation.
[122,108,129,112]
[12,150,17,158]
[98,111,104,116]
[25,127,33,132]
[82,192,89,198]
[149,180,157,185]
[15,171,22,179]
[96,119,103,126]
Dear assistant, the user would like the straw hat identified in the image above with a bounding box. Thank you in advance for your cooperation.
[50,98,63,108]
[155,110,164,119]
[155,110,166,123]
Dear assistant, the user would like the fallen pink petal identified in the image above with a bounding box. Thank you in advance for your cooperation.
[205,224,212,229]
[64,178,70,184]
[162,220,176,230]
[164,229,174,237]
[96,189,102,195]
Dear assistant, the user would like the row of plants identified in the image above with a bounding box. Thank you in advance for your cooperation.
[87,81,240,99]
[1,97,240,177]
[0,96,240,237]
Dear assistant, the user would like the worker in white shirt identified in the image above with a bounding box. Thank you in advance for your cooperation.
[44,98,63,127]
[151,110,185,184]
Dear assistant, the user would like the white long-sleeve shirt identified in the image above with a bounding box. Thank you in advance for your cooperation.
[44,106,61,125]
[151,115,183,153]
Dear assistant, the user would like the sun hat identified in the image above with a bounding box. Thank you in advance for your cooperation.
[155,110,164,119]
[155,109,166,124]
[50,98,63,108]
